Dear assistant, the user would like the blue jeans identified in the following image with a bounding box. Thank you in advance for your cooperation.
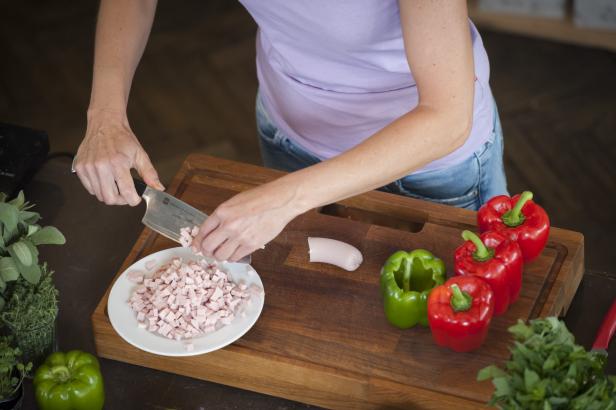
[256,95,508,210]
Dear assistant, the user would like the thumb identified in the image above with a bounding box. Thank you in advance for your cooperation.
[135,149,165,190]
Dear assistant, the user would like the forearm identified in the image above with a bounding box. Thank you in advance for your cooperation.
[89,0,157,113]
[278,106,472,213]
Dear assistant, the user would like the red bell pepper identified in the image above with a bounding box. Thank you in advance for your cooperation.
[477,191,550,262]
[454,230,523,316]
[427,275,494,352]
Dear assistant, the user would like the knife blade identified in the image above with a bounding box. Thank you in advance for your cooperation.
[133,179,205,243]
[133,179,251,265]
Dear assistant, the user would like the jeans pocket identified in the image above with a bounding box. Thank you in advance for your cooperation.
[256,95,279,145]
[475,131,495,169]
[395,154,481,209]
[280,135,316,160]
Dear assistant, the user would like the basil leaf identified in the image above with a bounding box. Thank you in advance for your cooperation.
[525,369,540,392]
[27,224,40,237]
[8,241,32,266]
[0,203,18,241]
[509,320,533,339]
[543,353,559,371]
[492,377,511,397]
[0,257,19,282]
[15,259,41,284]
[7,191,24,208]
[29,226,65,246]
[19,210,40,224]
[477,365,506,381]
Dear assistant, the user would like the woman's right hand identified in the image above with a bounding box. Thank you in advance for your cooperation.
[74,109,164,206]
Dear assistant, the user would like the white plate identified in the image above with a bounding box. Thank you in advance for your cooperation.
[107,246,264,357]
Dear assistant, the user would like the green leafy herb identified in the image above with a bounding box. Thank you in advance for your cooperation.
[0,335,32,400]
[1,264,58,365]
[0,257,19,282]
[0,191,65,287]
[29,226,65,246]
[9,241,33,266]
[478,317,616,409]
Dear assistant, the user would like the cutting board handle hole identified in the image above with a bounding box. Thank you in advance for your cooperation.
[319,204,426,233]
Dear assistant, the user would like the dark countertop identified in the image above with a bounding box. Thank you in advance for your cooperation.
[19,157,615,409]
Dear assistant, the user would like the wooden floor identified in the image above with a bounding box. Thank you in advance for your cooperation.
[1,0,615,273]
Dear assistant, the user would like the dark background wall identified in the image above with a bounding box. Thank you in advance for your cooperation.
[1,0,615,273]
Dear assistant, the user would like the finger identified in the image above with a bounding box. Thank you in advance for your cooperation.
[114,195,128,206]
[84,162,104,202]
[199,226,229,258]
[213,238,240,262]
[95,163,121,205]
[229,245,254,263]
[74,163,95,196]
[112,165,141,206]
[135,149,165,190]
[192,215,220,253]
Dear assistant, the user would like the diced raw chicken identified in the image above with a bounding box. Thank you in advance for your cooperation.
[127,271,144,284]
[210,287,223,301]
[145,259,157,271]
[127,251,259,345]
[179,226,199,248]
[221,314,235,326]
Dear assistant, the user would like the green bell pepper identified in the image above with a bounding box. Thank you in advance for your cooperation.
[33,350,105,410]
[380,249,446,329]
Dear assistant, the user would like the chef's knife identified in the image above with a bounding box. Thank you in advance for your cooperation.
[71,157,250,264]
[591,299,616,356]
[133,178,251,265]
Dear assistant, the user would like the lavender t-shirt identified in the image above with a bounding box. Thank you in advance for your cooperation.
[239,0,494,173]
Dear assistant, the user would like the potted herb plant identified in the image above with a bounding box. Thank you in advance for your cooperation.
[0,192,65,366]
[1,264,58,367]
[0,336,31,410]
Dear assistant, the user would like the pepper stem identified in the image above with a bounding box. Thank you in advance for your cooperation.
[450,284,473,312]
[502,191,533,227]
[402,257,411,293]
[51,365,71,383]
[462,230,493,262]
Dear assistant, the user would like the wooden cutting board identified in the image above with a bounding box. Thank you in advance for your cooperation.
[91,154,584,409]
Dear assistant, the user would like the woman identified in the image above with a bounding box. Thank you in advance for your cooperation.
[75,0,507,262]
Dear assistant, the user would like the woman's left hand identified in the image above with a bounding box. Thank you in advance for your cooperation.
[192,181,301,262]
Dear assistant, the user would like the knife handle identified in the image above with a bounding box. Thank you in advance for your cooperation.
[592,299,616,351]
[133,178,148,197]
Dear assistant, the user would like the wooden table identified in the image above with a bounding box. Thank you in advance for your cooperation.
[21,156,615,410]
